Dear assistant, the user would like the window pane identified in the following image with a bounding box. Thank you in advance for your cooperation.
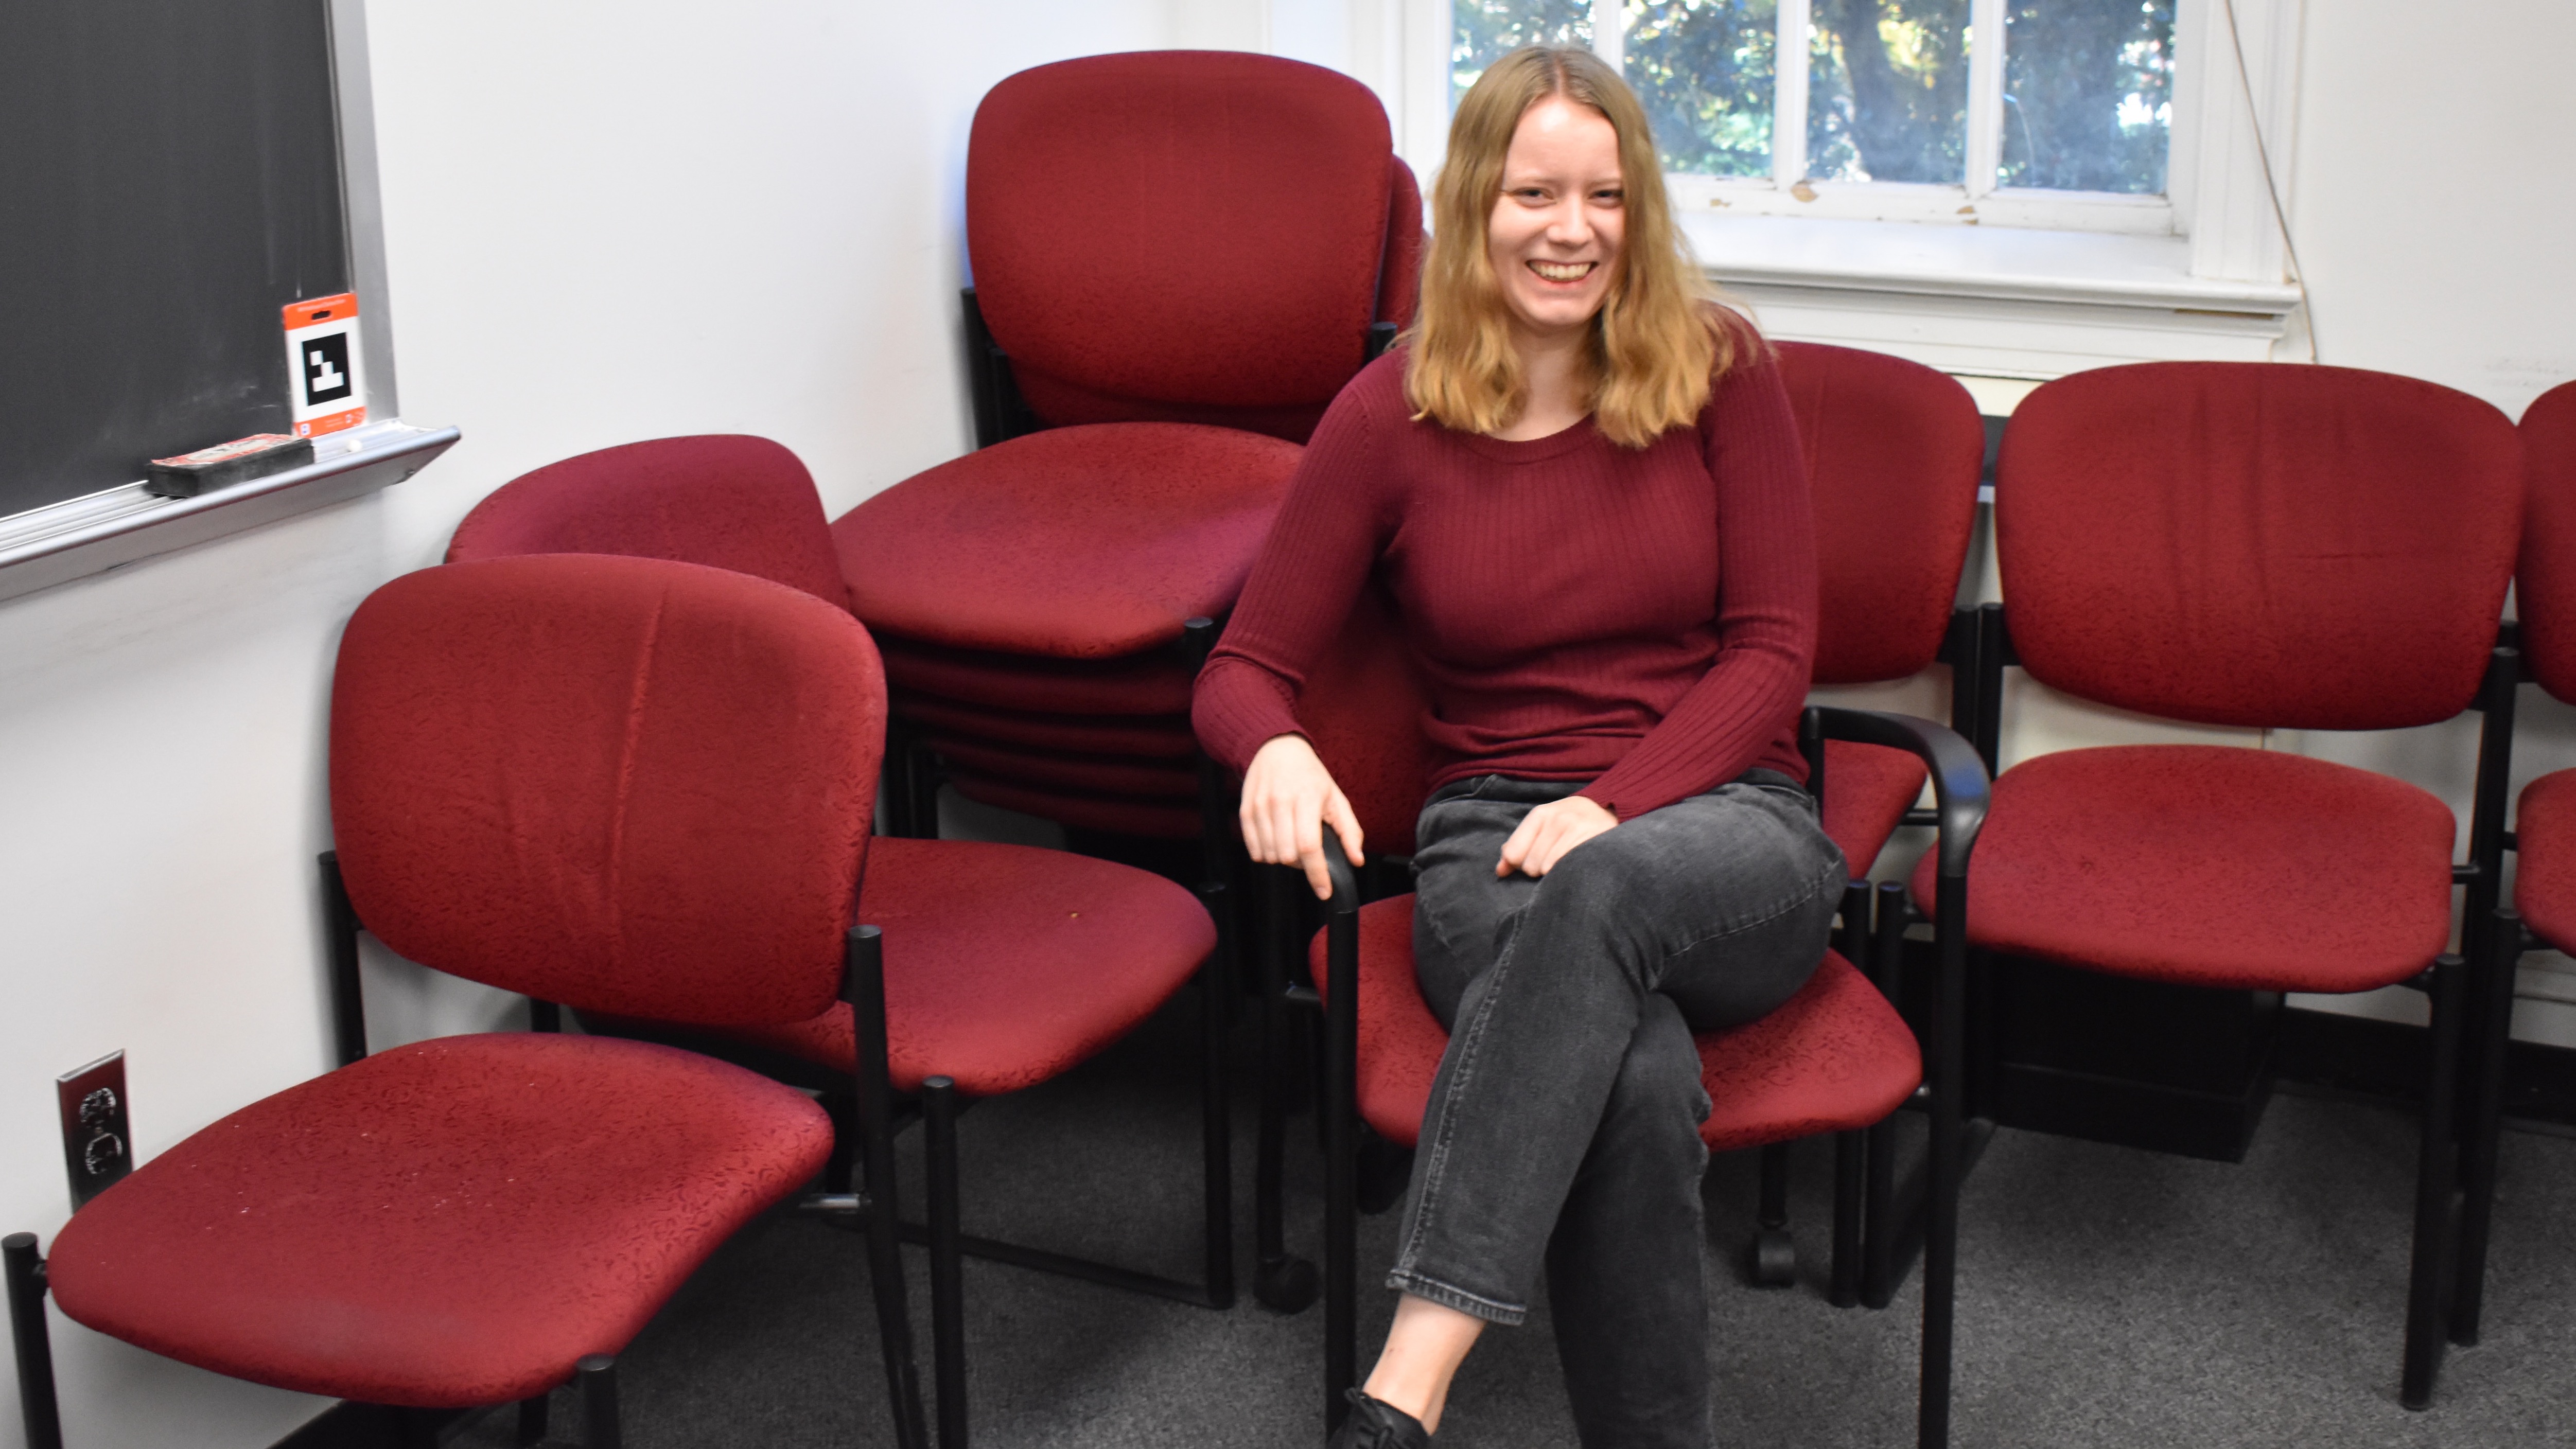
[1454,1,1594,107]
[1806,0,1970,184]
[2000,0,2174,193]
[1624,1,1779,179]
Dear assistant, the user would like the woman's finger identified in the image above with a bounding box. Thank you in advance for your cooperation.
[1496,810,1539,877]
[1325,787,1366,872]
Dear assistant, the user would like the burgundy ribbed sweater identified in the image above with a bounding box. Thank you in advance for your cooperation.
[1193,339,1817,819]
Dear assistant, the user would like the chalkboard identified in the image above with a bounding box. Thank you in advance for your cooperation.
[0,0,352,518]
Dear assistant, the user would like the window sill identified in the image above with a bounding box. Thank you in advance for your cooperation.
[0,420,459,606]
[1681,214,2306,387]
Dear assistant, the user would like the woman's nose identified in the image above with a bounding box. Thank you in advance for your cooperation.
[1544,197,1591,245]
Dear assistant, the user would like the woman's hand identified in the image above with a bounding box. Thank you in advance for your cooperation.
[1240,734,1366,900]
[1496,795,1617,878]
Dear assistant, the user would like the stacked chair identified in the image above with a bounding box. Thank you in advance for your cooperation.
[2471,379,2576,1363]
[447,436,1234,1449]
[833,50,1423,842]
[1232,341,1994,1447]
[7,554,926,1449]
[1914,360,2525,1409]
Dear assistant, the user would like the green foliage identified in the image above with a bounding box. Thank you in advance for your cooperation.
[1625,1,1778,179]
[1806,0,1970,183]
[1453,0,1593,101]
[2000,0,2174,194]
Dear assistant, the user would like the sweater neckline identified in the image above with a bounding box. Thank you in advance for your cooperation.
[1449,415,1603,463]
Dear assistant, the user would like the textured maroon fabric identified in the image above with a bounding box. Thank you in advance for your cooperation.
[330,556,882,1026]
[1292,585,1438,858]
[1195,332,1817,820]
[893,694,1195,759]
[1309,904,1910,1151]
[878,634,1195,716]
[2518,381,2576,704]
[1999,362,2521,730]
[838,422,1301,659]
[445,435,850,609]
[945,771,1202,840]
[1776,343,1984,685]
[1821,739,1929,876]
[924,732,1197,801]
[698,839,1213,1095]
[1376,158,1425,334]
[970,52,1392,429]
[2515,768,2576,950]
[1911,745,2457,992]
[48,1034,830,1407]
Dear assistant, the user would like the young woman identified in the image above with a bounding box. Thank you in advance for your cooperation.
[1193,45,1842,1449]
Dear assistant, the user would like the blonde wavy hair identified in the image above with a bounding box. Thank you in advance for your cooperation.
[1406,46,1740,449]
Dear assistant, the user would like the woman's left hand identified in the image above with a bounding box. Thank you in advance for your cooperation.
[1496,796,1618,878]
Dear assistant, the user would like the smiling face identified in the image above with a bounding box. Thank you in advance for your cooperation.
[1485,94,1626,345]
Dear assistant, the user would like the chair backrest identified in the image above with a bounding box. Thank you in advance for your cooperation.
[446,435,851,610]
[1775,342,1986,684]
[968,51,1407,444]
[1997,361,2522,731]
[330,554,885,1026]
[2518,381,2576,703]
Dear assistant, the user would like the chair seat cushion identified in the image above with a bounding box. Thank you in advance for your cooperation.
[2514,769,2576,949]
[1909,744,2456,992]
[708,839,1214,1094]
[1312,896,1913,1152]
[893,693,1195,759]
[945,770,1203,841]
[878,634,1195,717]
[1821,739,1929,877]
[836,422,1301,659]
[46,1034,830,1409]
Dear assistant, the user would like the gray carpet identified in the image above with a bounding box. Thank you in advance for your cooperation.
[455,1002,2576,1448]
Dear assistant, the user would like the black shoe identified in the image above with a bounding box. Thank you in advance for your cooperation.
[1328,1389,1431,1448]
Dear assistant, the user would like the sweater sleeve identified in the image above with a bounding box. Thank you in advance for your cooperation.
[1191,369,1396,775]
[1578,338,1817,818]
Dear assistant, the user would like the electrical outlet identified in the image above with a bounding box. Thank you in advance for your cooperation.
[58,1051,131,1210]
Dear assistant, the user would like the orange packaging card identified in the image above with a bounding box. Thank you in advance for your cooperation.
[284,293,366,437]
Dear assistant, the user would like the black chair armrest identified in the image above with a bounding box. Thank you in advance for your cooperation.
[1811,706,1990,885]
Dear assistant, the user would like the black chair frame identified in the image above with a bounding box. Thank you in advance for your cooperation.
[1967,600,2521,1410]
[6,853,933,1449]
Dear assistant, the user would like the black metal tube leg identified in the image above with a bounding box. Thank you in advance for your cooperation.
[1830,1129,1865,1308]
[848,927,931,1449]
[2402,956,2467,1410]
[514,1392,550,1447]
[1197,926,1237,1310]
[1918,873,1967,1449]
[1863,882,1908,1311]
[5,1234,63,1449]
[1323,888,1361,1435]
[925,1076,970,1449]
[577,1354,622,1449]
[2452,910,2520,1347]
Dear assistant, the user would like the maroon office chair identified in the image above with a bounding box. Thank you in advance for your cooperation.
[2467,379,2576,1362]
[6,555,927,1449]
[836,50,1424,841]
[1216,580,1985,1444]
[1912,361,2525,1411]
[446,440,1233,1449]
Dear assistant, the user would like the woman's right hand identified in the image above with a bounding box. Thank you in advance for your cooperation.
[1240,733,1366,900]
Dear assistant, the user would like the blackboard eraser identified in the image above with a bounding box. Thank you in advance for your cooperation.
[145,433,315,498]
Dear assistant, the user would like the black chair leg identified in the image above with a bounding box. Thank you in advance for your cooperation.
[2452,908,2521,1347]
[1830,1127,1865,1307]
[396,1407,442,1449]
[1322,891,1362,1436]
[5,1235,64,1449]
[1197,931,1238,1310]
[515,1392,550,1447]
[849,927,933,1449]
[1749,1141,1795,1287]
[925,1076,970,1449]
[577,1354,622,1449]
[1255,870,1320,1313]
[1863,881,1909,1311]
[2402,954,2467,1409]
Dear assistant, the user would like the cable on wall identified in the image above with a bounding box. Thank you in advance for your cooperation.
[2220,0,2318,362]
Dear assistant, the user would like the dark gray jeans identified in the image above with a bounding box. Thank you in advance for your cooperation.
[1391,772,1845,1448]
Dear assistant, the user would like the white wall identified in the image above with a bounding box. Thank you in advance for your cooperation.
[7,4,2576,1446]
[0,4,1175,1446]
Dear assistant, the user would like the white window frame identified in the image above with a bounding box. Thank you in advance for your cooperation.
[1364,0,2304,285]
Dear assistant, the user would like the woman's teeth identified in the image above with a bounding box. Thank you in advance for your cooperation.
[1530,260,1593,281]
